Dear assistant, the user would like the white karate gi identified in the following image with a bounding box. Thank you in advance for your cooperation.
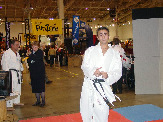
[113,45,131,70]
[80,43,122,122]
[1,48,23,107]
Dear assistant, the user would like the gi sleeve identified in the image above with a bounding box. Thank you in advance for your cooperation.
[1,52,10,71]
[20,62,24,71]
[81,48,96,79]
[106,51,122,85]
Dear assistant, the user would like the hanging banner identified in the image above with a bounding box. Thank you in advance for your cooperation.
[31,19,62,35]
[80,21,85,27]
[22,33,38,42]
[72,15,79,45]
[5,22,10,49]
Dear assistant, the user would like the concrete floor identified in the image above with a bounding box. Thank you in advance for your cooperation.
[7,65,163,121]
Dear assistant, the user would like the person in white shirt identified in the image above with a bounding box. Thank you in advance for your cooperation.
[1,39,24,109]
[112,37,131,94]
[80,27,122,122]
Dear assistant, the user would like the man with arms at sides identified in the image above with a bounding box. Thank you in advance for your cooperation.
[80,27,122,122]
[1,39,24,110]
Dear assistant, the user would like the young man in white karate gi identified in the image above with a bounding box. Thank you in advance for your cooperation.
[80,27,122,122]
[1,39,24,109]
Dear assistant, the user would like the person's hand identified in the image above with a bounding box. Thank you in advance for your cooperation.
[26,51,31,56]
[94,67,102,77]
[101,71,108,79]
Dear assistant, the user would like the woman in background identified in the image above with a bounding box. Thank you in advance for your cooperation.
[27,41,45,107]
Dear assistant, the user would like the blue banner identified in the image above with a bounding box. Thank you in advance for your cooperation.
[80,21,85,27]
[72,15,79,45]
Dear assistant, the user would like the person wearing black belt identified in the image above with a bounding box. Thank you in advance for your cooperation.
[80,27,122,122]
[1,39,24,110]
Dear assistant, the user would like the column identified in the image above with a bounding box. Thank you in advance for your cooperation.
[57,0,64,44]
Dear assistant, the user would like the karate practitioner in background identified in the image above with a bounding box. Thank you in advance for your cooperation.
[80,27,122,122]
[1,39,24,109]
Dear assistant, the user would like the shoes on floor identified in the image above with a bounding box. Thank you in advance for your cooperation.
[14,103,24,106]
[7,107,15,111]
[32,101,41,106]
[40,103,45,107]
[46,81,52,84]
[118,91,122,94]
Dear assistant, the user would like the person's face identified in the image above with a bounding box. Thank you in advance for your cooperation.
[32,45,39,52]
[97,29,109,45]
[11,41,20,51]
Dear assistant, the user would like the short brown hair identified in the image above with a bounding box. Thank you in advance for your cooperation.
[9,39,19,48]
[32,41,40,47]
[113,37,120,45]
[96,26,109,36]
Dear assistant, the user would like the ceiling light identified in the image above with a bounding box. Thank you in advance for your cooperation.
[85,8,88,10]
[107,8,110,11]
[0,19,1,21]
[93,18,96,20]
[49,18,54,20]
[0,6,2,9]
[112,24,115,26]
[22,22,25,24]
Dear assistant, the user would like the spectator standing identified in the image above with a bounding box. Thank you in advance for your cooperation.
[48,45,56,67]
[27,41,46,107]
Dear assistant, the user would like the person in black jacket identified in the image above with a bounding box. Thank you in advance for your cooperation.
[27,41,45,107]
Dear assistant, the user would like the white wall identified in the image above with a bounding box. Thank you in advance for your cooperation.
[0,22,25,39]
[133,18,163,94]
[89,21,133,42]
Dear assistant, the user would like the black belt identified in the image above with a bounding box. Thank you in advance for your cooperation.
[92,78,113,108]
[9,69,21,84]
